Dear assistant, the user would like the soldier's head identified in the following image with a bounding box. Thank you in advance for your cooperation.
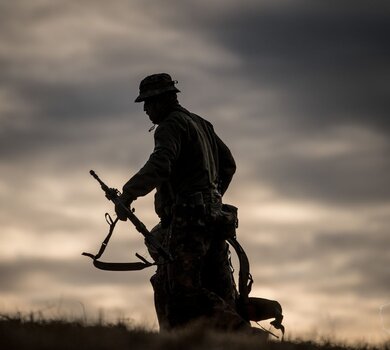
[135,73,180,124]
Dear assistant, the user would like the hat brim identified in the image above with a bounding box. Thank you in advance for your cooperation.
[135,86,180,103]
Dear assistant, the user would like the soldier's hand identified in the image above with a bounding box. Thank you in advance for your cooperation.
[115,193,133,221]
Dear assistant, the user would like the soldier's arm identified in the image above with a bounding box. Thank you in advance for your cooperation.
[216,134,236,196]
[122,117,182,200]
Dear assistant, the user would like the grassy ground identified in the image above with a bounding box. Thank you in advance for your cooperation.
[0,314,388,350]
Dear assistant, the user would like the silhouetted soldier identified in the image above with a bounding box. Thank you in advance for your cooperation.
[115,73,250,331]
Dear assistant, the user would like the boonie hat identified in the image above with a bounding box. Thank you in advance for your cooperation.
[135,73,180,103]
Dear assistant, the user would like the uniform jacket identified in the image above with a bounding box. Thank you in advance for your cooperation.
[123,105,236,218]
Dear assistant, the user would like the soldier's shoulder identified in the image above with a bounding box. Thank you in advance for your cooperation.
[172,108,214,128]
[158,111,186,129]
[159,109,192,129]
[166,109,188,121]
[188,112,215,131]
[155,111,188,136]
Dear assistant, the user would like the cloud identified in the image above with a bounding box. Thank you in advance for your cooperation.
[0,258,151,292]
[199,1,390,131]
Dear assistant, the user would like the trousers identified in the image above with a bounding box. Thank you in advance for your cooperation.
[150,219,249,331]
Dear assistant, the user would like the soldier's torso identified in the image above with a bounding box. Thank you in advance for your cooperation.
[154,107,220,218]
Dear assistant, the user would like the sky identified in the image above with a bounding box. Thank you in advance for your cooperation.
[0,0,389,344]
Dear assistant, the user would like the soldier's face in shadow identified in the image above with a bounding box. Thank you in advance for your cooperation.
[144,97,166,124]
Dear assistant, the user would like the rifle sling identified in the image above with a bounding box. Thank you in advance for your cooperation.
[82,251,154,271]
[82,213,155,271]
[82,253,153,271]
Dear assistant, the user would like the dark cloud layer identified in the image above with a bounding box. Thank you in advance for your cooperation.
[171,1,390,132]
[259,145,390,204]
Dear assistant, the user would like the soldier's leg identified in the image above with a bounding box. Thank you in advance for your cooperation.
[166,224,248,330]
[150,266,170,331]
[202,238,238,310]
[147,223,171,330]
[166,225,208,326]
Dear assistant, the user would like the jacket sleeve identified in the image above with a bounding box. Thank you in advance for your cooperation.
[122,118,182,200]
[216,133,236,196]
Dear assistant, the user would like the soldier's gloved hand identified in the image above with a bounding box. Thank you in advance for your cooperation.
[115,193,133,221]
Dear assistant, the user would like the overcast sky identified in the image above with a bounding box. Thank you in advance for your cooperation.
[1,0,389,343]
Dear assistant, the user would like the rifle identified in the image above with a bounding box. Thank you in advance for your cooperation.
[82,170,173,271]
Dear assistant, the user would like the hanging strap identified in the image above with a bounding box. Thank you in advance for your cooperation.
[228,236,285,338]
[82,213,155,271]
[227,236,253,303]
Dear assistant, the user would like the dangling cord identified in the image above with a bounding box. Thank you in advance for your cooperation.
[228,247,235,274]
[247,272,253,294]
[255,321,280,339]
